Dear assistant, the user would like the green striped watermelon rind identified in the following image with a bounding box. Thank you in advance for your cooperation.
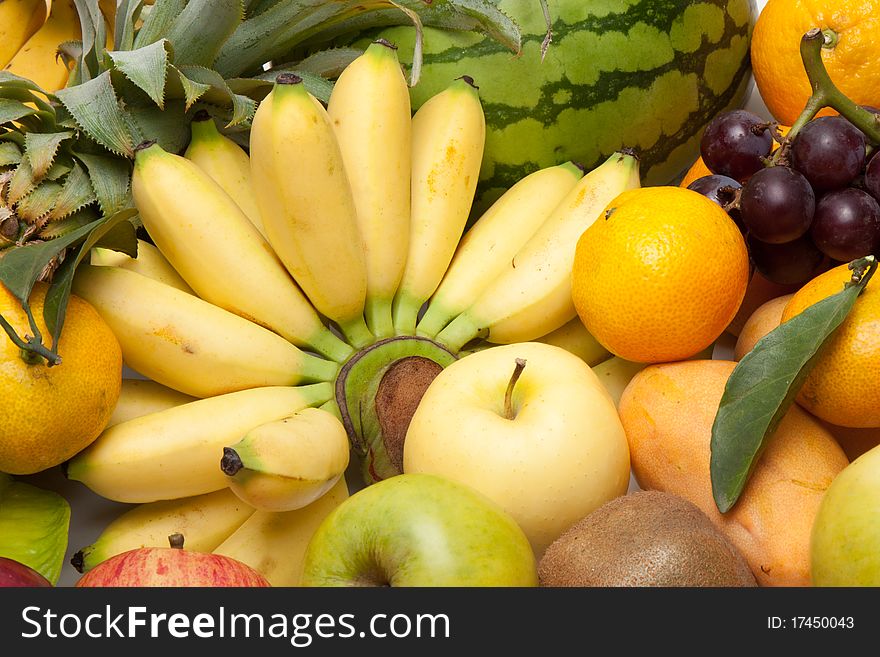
[363,0,757,218]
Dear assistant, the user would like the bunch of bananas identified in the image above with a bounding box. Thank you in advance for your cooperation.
[66,41,644,583]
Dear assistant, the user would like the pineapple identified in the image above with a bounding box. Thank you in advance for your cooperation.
[0,0,524,362]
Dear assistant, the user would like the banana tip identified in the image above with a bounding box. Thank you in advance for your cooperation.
[134,140,158,154]
[456,75,479,90]
[374,38,398,50]
[275,73,303,86]
[220,447,244,476]
[70,550,85,574]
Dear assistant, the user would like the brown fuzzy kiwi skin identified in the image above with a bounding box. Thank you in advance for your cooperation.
[538,491,757,587]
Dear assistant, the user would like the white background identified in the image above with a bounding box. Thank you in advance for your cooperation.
[22,0,771,587]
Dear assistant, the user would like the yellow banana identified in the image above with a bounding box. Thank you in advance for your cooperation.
[184,112,267,239]
[0,0,50,70]
[107,378,197,428]
[73,265,338,398]
[392,76,485,335]
[213,478,349,586]
[71,488,255,573]
[131,142,352,363]
[437,152,641,351]
[5,0,76,92]
[90,239,194,294]
[250,75,372,348]
[327,40,411,340]
[417,161,583,338]
[67,384,334,503]
[222,407,349,512]
[536,317,612,367]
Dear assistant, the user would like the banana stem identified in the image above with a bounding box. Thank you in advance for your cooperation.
[776,28,880,163]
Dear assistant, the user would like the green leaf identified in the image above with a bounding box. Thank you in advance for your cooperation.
[115,0,145,51]
[168,65,212,110]
[93,217,138,257]
[166,0,243,67]
[57,40,85,87]
[247,0,282,18]
[178,65,256,126]
[0,141,22,168]
[44,158,74,181]
[0,85,56,117]
[133,0,186,49]
[44,209,138,346]
[0,216,102,304]
[0,476,70,585]
[74,151,132,216]
[109,40,170,109]
[214,0,520,78]
[72,0,108,81]
[0,98,37,125]
[0,71,50,93]
[215,0,359,77]
[285,47,362,78]
[126,100,191,153]
[24,131,75,179]
[7,158,38,206]
[48,162,97,221]
[40,208,99,239]
[17,181,62,224]
[56,72,134,157]
[710,257,878,513]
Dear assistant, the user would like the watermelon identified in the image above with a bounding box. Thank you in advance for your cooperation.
[371,0,756,216]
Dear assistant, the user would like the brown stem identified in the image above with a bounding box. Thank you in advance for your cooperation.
[503,358,527,420]
[168,533,185,549]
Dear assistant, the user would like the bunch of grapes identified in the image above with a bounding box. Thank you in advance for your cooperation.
[689,109,880,286]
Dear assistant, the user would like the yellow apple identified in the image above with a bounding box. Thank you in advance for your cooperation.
[404,342,630,555]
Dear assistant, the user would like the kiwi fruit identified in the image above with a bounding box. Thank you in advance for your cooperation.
[538,490,757,587]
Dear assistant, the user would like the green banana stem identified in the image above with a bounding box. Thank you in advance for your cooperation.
[335,336,457,484]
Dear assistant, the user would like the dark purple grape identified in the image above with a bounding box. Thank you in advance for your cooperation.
[747,233,826,286]
[687,174,743,231]
[810,188,880,262]
[866,152,880,203]
[790,116,866,191]
[700,110,773,182]
[687,174,741,206]
[740,166,815,243]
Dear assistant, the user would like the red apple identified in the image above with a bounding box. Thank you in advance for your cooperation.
[0,557,52,587]
[75,534,270,587]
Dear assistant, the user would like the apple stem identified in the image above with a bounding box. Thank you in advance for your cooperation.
[168,533,185,549]
[504,358,527,420]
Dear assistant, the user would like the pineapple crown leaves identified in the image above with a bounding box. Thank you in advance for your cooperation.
[0,0,523,365]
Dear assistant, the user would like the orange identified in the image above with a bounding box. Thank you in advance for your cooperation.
[781,262,880,428]
[751,0,880,125]
[571,187,749,363]
[0,282,122,474]
[679,157,713,188]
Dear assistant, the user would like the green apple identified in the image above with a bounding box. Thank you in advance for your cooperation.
[811,444,880,586]
[404,342,630,555]
[300,473,537,586]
